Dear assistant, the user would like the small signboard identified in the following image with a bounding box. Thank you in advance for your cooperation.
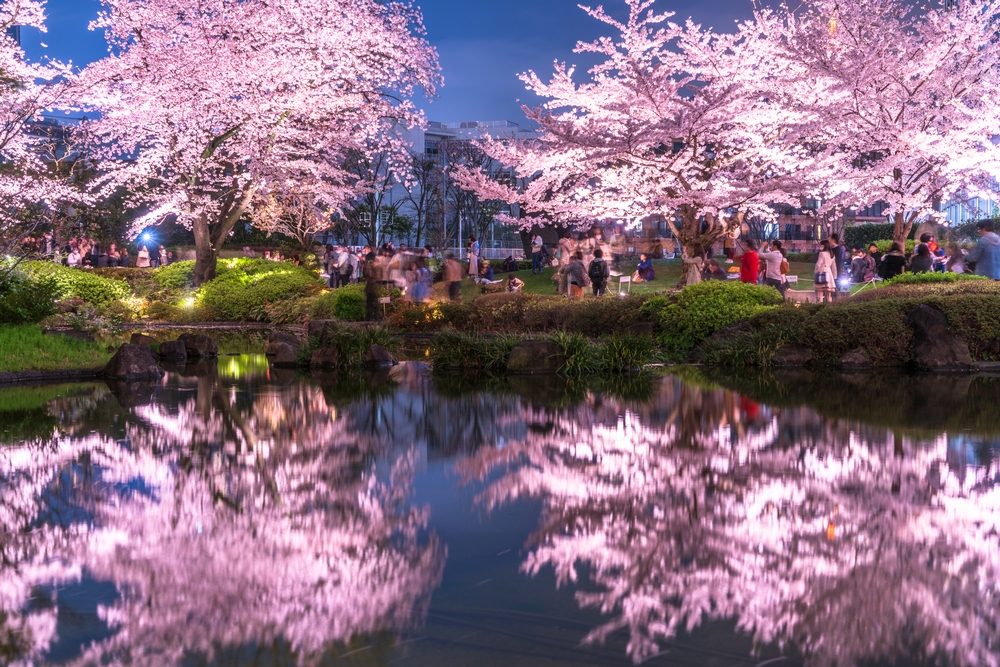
[378,297,391,304]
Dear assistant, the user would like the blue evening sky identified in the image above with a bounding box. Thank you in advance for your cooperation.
[27,0,753,125]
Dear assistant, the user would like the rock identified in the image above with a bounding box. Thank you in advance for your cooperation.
[365,344,396,368]
[130,333,158,347]
[307,319,337,343]
[838,349,872,370]
[54,298,85,313]
[175,359,218,378]
[103,343,165,381]
[507,340,566,374]
[105,379,158,408]
[177,333,218,357]
[907,304,975,372]
[266,330,302,355]
[157,339,188,361]
[269,342,300,368]
[771,343,813,367]
[309,347,340,368]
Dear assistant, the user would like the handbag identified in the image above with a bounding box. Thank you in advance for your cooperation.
[780,259,789,275]
[814,271,828,285]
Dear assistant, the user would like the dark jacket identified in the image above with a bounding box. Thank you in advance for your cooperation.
[878,252,906,279]
[909,253,934,273]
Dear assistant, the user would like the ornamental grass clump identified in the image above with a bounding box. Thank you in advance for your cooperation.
[305,322,399,370]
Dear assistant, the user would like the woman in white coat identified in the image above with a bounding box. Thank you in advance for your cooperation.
[813,239,838,303]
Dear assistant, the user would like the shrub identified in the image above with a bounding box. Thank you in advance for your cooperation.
[310,284,367,322]
[22,261,130,305]
[843,223,904,250]
[92,268,161,298]
[595,333,661,373]
[197,260,323,321]
[0,269,59,324]
[849,278,1000,303]
[256,296,315,325]
[429,330,525,373]
[933,295,1000,361]
[880,272,986,287]
[652,281,783,358]
[306,322,399,369]
[153,260,196,290]
[873,239,916,255]
[96,296,147,324]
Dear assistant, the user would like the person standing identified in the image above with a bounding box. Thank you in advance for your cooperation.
[555,232,576,295]
[759,240,787,296]
[443,253,463,301]
[814,239,838,303]
[136,245,150,268]
[909,244,934,273]
[530,232,544,274]
[679,243,705,288]
[588,248,611,295]
[739,240,760,284]
[945,243,966,274]
[467,236,480,279]
[566,251,588,299]
[363,252,380,320]
[828,233,846,297]
[966,219,1000,279]
[119,247,130,267]
[723,234,735,263]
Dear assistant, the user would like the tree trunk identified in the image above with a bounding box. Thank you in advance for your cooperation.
[892,211,909,246]
[192,215,218,287]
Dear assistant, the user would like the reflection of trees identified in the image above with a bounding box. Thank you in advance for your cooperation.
[0,368,445,665]
[459,376,1000,666]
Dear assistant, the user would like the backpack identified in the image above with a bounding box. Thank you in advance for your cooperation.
[588,258,607,283]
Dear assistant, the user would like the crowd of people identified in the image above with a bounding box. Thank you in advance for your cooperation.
[20,231,175,268]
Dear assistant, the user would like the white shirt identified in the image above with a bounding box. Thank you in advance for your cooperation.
[759,250,784,281]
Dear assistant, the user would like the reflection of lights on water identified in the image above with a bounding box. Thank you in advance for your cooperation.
[826,521,836,540]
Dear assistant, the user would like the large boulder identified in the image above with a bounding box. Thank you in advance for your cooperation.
[266,330,302,356]
[365,344,396,368]
[507,340,566,374]
[907,305,974,372]
[157,339,187,361]
[307,319,337,342]
[103,343,165,381]
[130,332,158,347]
[838,349,872,371]
[177,333,218,357]
[310,347,340,369]
[269,342,300,368]
[771,343,813,368]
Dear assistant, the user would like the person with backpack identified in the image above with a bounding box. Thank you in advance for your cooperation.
[588,248,611,295]
[566,251,589,298]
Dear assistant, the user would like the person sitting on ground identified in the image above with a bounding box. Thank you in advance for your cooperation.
[966,219,1000,279]
[909,243,934,273]
[476,263,500,284]
[868,243,883,270]
[633,253,655,283]
[850,247,871,283]
[500,255,517,273]
[945,243,966,274]
[877,242,907,280]
[702,258,728,280]
[506,273,524,292]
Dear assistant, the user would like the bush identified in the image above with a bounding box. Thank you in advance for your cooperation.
[873,239,916,255]
[310,284,367,322]
[0,269,59,324]
[486,258,533,272]
[153,260,196,290]
[430,329,525,373]
[22,261,130,305]
[880,272,986,287]
[307,322,399,369]
[198,270,322,322]
[91,267,161,298]
[843,223,902,250]
[652,281,783,358]
[849,278,1000,303]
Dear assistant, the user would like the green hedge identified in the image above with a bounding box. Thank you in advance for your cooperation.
[696,293,1000,367]
[309,284,367,322]
[843,223,917,250]
[873,239,916,255]
[197,259,323,321]
[22,261,130,305]
[0,269,58,324]
[880,272,986,287]
[647,281,783,359]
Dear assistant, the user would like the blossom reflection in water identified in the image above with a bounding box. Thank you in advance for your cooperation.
[0,366,444,666]
[458,376,1000,666]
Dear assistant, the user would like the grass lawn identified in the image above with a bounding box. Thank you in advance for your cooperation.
[463,258,821,300]
[0,325,113,373]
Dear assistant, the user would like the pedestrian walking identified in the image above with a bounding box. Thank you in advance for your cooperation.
[443,253,463,301]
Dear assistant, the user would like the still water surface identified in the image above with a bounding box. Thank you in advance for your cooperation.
[1,359,999,666]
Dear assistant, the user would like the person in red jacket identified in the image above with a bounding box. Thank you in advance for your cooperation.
[739,240,760,283]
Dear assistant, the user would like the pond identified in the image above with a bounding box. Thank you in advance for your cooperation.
[1,359,999,666]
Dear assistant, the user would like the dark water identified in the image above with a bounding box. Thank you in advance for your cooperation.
[2,360,1000,666]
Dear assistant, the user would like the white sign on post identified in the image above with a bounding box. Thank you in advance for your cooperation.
[378,297,391,304]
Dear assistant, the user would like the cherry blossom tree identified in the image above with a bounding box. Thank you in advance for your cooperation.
[0,0,78,258]
[252,188,330,252]
[79,0,440,285]
[455,0,814,253]
[757,0,1000,244]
